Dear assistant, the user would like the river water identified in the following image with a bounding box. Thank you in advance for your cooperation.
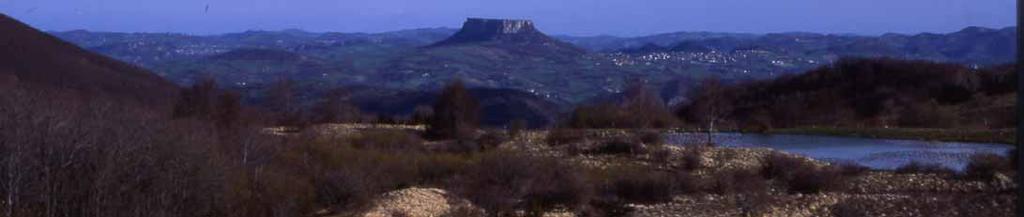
[666,133,1013,171]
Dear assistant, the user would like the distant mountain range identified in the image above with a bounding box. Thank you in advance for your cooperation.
[377,18,627,103]
[1,13,1017,128]
[0,14,571,127]
[555,32,760,52]
[47,18,1017,113]
[612,26,1016,65]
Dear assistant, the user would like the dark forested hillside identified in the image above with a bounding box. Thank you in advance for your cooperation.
[51,22,1016,107]
[0,14,180,108]
[616,26,1016,66]
[680,58,1016,130]
[346,86,565,128]
[378,18,629,103]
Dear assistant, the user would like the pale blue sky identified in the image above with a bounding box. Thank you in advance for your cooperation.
[0,0,1015,36]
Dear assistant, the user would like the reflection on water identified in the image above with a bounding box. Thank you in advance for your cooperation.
[666,133,1012,171]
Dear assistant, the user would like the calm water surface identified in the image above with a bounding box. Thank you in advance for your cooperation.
[666,133,1013,171]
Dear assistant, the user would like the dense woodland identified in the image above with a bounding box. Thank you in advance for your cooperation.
[677,58,1017,131]
[561,58,1017,132]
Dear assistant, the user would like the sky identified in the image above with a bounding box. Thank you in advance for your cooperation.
[0,0,1015,37]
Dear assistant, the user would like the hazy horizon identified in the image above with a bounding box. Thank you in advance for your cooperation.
[0,0,1015,37]
[34,21,1018,38]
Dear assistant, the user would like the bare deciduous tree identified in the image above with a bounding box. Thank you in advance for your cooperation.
[622,79,678,128]
[266,79,306,127]
[425,80,480,140]
[172,78,217,119]
[313,88,361,124]
[685,78,734,145]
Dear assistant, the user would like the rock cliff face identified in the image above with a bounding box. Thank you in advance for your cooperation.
[468,18,535,34]
[432,18,558,46]
[385,18,614,104]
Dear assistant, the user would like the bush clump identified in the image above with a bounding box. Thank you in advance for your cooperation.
[507,119,528,138]
[710,169,767,194]
[761,153,811,180]
[786,166,847,194]
[475,130,510,150]
[681,148,705,171]
[605,169,696,204]
[349,130,424,151]
[835,163,871,176]
[314,170,375,210]
[963,153,1011,181]
[436,140,484,154]
[593,139,646,155]
[592,131,670,156]
[648,146,674,164]
[546,128,586,146]
[1009,148,1017,169]
[457,151,593,215]
[894,161,955,174]
[566,81,679,129]
[425,81,480,141]
[761,153,849,193]
[634,131,664,146]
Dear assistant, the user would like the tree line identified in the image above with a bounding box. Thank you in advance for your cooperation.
[677,58,1016,131]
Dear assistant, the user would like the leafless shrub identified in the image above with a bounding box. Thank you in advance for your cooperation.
[546,128,585,146]
[592,139,646,155]
[312,88,363,124]
[314,170,374,211]
[350,130,424,151]
[649,146,674,164]
[835,163,871,176]
[508,119,528,138]
[476,131,509,150]
[456,151,593,215]
[680,148,705,171]
[567,80,680,129]
[894,161,955,175]
[634,131,664,146]
[602,168,698,204]
[787,166,847,193]
[761,153,848,193]
[760,153,811,180]
[710,169,768,194]
[425,81,480,140]
[963,153,1011,181]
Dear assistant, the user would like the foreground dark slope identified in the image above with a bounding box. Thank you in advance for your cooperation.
[0,14,179,107]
